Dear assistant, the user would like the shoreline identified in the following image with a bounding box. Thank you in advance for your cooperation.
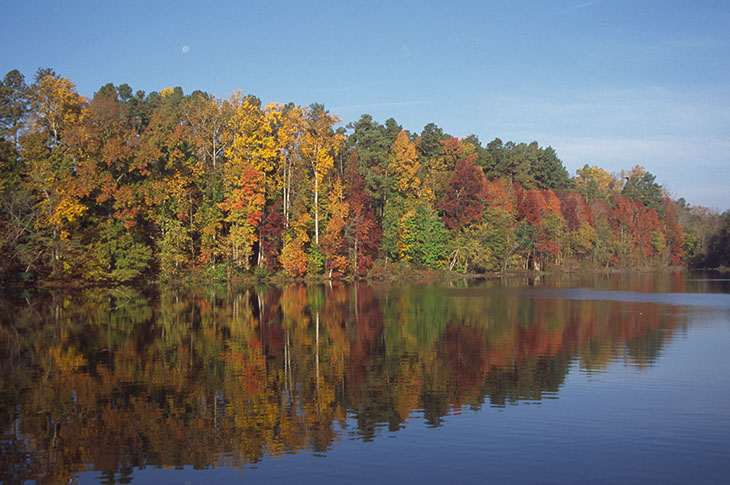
[3,265,719,293]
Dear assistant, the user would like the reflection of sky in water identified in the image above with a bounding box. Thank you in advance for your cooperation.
[5,275,730,483]
[83,312,730,484]
[533,288,730,309]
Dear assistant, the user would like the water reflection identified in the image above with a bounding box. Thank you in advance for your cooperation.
[0,275,703,483]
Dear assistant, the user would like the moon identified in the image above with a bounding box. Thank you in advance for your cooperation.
[182,45,191,54]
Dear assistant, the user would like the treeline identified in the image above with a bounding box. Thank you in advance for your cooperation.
[0,68,727,283]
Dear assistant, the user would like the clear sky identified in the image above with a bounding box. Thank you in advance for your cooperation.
[2,0,729,210]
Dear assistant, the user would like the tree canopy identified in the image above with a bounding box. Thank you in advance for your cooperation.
[0,67,722,284]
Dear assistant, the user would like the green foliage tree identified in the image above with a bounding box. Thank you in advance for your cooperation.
[345,114,401,216]
[621,165,664,213]
[84,220,152,282]
[397,203,448,268]
[530,146,571,190]
[448,207,514,273]
[0,69,29,145]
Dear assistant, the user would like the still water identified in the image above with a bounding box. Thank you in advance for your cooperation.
[2,272,730,483]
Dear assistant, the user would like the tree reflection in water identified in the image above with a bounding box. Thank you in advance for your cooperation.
[0,277,689,483]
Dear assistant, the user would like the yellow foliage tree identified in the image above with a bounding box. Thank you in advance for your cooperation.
[274,105,305,226]
[220,93,279,269]
[299,105,345,245]
[21,71,87,276]
[389,130,421,198]
[29,70,86,146]
[280,236,307,277]
[575,164,618,202]
[225,92,278,175]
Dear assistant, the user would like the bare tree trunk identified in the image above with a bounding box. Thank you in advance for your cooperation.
[353,233,358,276]
[314,171,319,245]
[284,160,292,227]
[258,223,264,267]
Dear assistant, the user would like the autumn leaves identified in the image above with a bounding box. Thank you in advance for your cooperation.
[0,69,694,282]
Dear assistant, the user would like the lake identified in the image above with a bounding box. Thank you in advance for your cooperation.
[2,272,730,483]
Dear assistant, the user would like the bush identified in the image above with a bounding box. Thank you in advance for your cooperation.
[306,244,324,275]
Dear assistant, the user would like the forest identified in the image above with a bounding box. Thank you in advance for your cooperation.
[1,68,729,284]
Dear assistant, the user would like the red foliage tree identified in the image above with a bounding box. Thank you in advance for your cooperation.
[635,207,660,259]
[560,191,593,230]
[662,198,686,264]
[261,200,285,270]
[612,196,662,262]
[590,199,611,223]
[520,189,547,225]
[344,151,382,275]
[543,189,562,216]
[612,196,634,232]
[483,177,515,214]
[442,136,463,166]
[438,158,487,230]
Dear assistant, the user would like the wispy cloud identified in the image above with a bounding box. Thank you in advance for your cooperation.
[483,85,730,140]
[473,86,730,208]
[672,186,729,210]
[541,134,730,208]
[546,135,730,171]
[295,81,402,96]
[563,0,600,13]
[330,100,429,112]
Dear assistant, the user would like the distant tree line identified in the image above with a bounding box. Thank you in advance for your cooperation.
[0,68,727,283]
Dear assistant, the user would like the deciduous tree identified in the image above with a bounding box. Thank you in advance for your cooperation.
[299,104,344,245]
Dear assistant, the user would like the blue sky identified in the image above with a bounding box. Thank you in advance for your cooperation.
[2,0,729,209]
